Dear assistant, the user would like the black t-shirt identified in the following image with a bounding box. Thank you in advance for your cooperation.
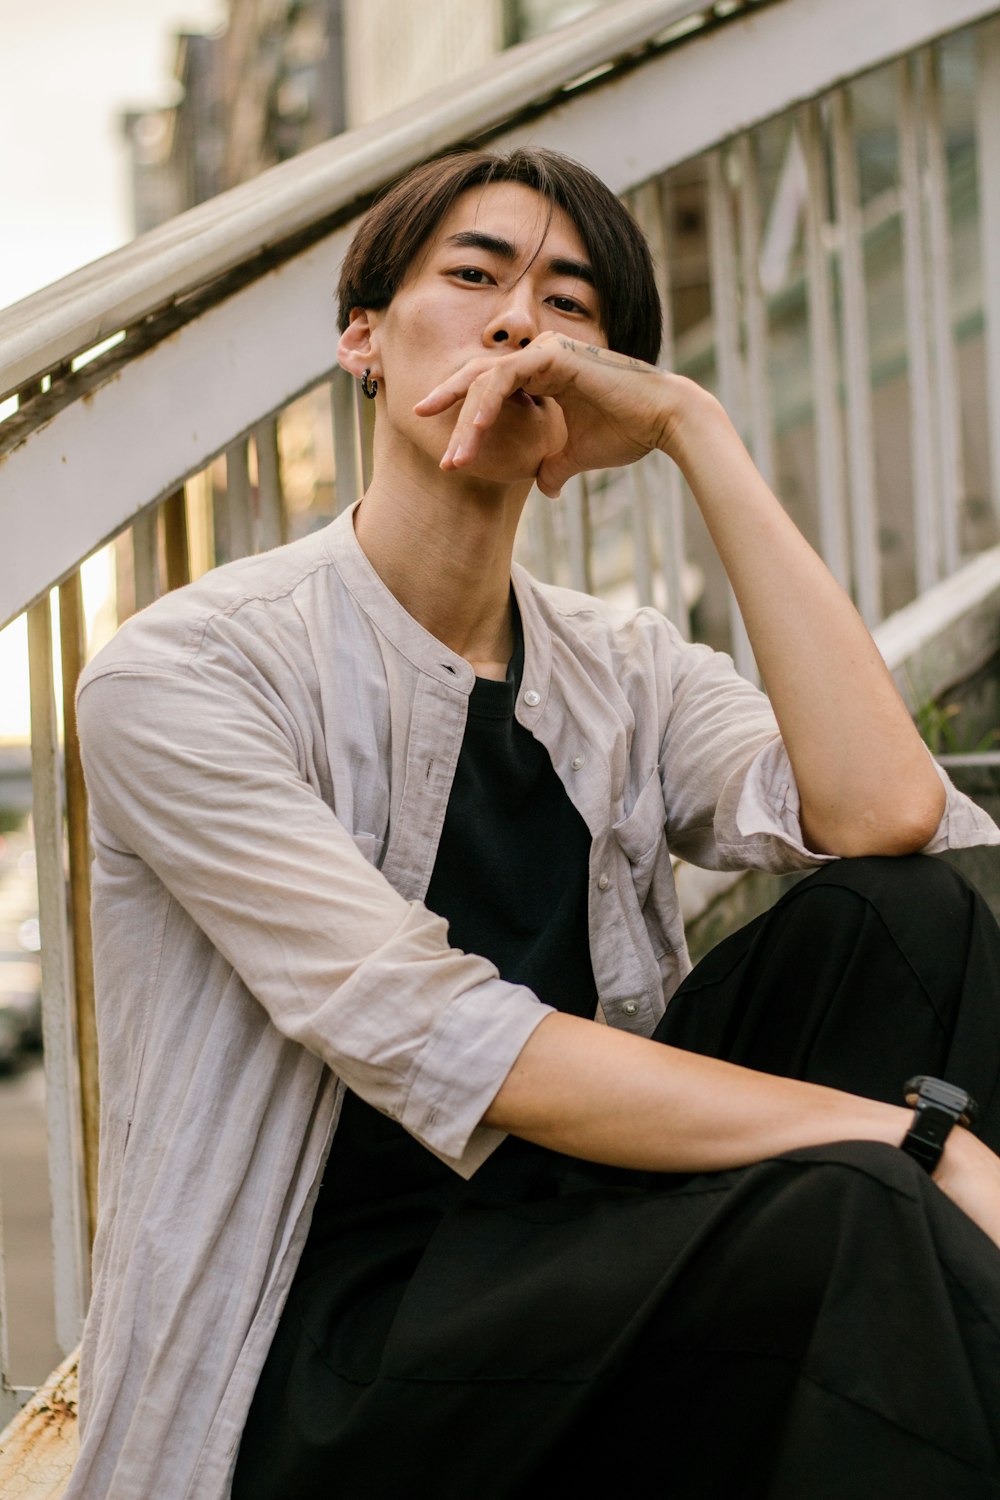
[302,606,598,1246]
[422,610,597,1021]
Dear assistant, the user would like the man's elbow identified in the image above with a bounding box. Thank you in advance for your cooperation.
[804,786,946,859]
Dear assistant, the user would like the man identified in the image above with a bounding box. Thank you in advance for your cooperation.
[72,149,1000,1498]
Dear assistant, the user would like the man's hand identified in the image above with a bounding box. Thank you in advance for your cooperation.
[419,326,945,859]
[413,331,682,496]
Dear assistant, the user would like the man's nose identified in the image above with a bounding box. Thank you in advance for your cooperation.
[483,287,536,350]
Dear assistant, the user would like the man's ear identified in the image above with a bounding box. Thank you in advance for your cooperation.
[337,308,379,378]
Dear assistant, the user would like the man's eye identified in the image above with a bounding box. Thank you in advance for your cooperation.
[549,295,587,315]
[453,267,491,284]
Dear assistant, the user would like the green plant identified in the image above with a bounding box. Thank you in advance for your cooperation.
[912,693,1000,756]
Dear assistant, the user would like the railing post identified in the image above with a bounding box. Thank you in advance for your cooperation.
[706,148,756,680]
[617,185,658,610]
[975,14,1000,527]
[0,1183,31,1423]
[59,571,99,1249]
[799,101,851,593]
[630,177,689,636]
[923,44,964,577]
[211,469,230,566]
[163,488,191,593]
[27,596,89,1357]
[897,55,941,594]
[622,459,653,608]
[830,85,882,626]
[523,491,554,582]
[187,471,216,579]
[132,508,161,613]
[735,133,776,491]
[254,420,285,552]
[331,366,362,514]
[563,473,593,596]
[225,440,254,561]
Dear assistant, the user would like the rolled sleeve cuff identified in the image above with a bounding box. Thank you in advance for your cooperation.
[722,738,835,870]
[399,980,555,1178]
[728,740,999,865]
[922,760,1000,852]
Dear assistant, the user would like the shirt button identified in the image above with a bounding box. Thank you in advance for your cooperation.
[597,873,609,891]
[622,1001,639,1017]
[523,689,541,707]
[571,755,585,771]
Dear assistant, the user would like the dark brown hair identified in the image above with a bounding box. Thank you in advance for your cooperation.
[337,148,662,365]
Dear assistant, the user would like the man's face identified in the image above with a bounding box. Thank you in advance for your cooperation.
[357,181,607,486]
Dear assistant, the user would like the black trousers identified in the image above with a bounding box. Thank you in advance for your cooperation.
[659,854,1000,1136]
[234,857,1000,1500]
[533,855,1000,1498]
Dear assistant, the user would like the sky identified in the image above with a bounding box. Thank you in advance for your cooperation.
[1,0,224,310]
[0,0,224,739]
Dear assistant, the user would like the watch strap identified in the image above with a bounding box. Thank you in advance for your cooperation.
[900,1075,978,1174]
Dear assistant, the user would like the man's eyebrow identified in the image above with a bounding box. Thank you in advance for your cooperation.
[446,230,517,259]
[549,256,596,289]
[445,231,596,288]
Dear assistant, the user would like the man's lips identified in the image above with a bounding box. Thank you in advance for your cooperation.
[506,388,543,409]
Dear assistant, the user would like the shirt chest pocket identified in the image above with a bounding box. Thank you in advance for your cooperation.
[612,771,668,907]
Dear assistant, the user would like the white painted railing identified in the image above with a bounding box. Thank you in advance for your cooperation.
[0,0,999,1435]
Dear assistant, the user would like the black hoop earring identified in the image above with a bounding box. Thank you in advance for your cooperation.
[361,369,378,400]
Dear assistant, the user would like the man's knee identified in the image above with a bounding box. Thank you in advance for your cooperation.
[795,853,970,915]
[783,855,977,975]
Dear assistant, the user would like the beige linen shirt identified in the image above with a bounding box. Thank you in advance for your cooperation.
[68,503,997,1499]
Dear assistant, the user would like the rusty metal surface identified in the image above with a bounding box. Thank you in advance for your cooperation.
[0,1351,78,1498]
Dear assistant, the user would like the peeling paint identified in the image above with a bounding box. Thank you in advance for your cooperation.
[0,1354,79,1497]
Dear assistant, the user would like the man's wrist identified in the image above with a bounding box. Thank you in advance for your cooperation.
[658,377,735,470]
[900,1076,978,1174]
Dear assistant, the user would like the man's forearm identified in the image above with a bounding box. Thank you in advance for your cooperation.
[660,379,945,857]
[483,1011,908,1171]
[484,1011,1000,1252]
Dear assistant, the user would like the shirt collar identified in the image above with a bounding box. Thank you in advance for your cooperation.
[324,502,552,712]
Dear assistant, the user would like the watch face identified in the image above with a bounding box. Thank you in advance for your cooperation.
[904,1075,978,1124]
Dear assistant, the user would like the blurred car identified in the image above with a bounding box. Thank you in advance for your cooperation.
[0,957,42,1068]
[0,1004,20,1072]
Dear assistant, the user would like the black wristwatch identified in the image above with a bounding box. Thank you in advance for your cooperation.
[900,1075,979,1173]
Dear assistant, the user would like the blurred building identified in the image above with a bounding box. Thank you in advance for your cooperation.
[122,0,612,223]
[122,31,228,230]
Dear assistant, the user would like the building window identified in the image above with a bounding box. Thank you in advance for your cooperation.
[503,0,610,47]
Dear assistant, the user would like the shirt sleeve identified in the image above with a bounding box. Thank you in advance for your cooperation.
[728,737,999,864]
[77,662,553,1175]
[654,631,822,871]
[656,627,999,870]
